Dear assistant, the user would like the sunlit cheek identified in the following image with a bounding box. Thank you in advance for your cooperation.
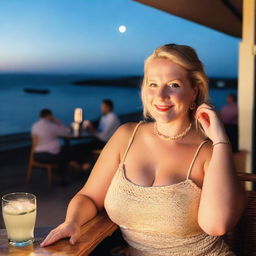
[145,89,155,103]
[174,92,191,109]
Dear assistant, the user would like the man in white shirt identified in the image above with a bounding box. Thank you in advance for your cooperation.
[70,100,120,171]
[31,109,69,185]
[84,99,120,147]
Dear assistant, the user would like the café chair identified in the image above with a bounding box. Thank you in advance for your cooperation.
[233,150,247,172]
[26,136,57,187]
[223,172,256,255]
[92,149,102,161]
[78,172,256,256]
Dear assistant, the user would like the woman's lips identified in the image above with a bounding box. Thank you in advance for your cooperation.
[155,104,174,112]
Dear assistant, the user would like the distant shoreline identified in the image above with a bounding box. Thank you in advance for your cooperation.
[0,73,238,89]
[72,76,143,88]
[72,76,238,89]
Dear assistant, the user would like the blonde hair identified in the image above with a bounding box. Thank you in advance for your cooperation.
[141,44,209,122]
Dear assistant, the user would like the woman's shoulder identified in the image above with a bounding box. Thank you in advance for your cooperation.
[116,121,148,134]
[110,122,138,141]
[112,121,150,142]
[195,138,213,167]
[187,130,213,159]
[200,139,213,154]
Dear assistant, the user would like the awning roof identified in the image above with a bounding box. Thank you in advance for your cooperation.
[133,0,242,37]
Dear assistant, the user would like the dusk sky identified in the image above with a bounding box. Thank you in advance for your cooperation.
[0,0,240,78]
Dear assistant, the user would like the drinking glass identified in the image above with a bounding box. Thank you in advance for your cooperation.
[2,192,36,246]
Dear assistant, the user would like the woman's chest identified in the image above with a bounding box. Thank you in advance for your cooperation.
[104,168,202,236]
[123,145,205,188]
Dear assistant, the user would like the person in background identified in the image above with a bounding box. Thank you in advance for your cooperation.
[84,99,120,148]
[31,108,69,185]
[69,99,120,172]
[220,93,238,152]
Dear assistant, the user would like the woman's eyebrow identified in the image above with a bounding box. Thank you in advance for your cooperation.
[147,78,182,83]
[167,78,181,83]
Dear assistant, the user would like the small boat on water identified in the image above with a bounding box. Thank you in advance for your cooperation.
[23,88,50,94]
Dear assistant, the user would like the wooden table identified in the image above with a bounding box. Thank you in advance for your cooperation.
[0,211,117,256]
[60,132,93,147]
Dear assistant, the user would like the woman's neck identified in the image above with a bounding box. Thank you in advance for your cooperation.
[155,119,192,139]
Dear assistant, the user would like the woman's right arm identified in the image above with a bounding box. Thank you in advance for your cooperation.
[40,123,135,247]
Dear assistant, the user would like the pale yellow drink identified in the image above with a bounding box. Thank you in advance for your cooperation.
[2,193,36,246]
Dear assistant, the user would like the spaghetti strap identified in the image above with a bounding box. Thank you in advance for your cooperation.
[121,121,144,164]
[186,140,209,180]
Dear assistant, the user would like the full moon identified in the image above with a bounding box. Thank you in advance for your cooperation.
[119,25,126,33]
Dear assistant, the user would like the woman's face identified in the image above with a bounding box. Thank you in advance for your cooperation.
[144,58,197,123]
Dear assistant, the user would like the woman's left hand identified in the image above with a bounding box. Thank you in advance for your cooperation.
[195,103,229,143]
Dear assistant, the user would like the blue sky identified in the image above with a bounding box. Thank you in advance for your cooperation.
[0,0,240,77]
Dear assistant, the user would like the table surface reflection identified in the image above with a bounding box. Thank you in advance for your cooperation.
[0,227,79,255]
[0,211,117,256]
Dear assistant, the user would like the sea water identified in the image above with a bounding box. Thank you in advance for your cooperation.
[0,74,237,136]
[0,74,142,135]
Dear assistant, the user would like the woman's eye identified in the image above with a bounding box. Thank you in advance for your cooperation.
[148,83,157,88]
[168,83,180,88]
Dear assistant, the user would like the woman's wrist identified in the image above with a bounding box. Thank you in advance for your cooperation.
[212,141,230,147]
[64,219,78,225]
[211,135,230,145]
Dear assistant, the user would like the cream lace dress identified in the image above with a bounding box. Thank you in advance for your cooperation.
[104,122,235,256]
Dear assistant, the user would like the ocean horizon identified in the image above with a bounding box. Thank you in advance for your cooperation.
[0,74,142,136]
[0,74,237,136]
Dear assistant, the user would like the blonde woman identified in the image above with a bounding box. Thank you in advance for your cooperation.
[41,44,245,255]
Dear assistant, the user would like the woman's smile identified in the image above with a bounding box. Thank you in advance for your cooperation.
[144,58,196,123]
[154,104,174,112]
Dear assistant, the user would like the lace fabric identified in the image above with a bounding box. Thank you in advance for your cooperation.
[104,122,235,256]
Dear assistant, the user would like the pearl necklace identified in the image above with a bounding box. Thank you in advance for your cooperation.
[154,122,192,140]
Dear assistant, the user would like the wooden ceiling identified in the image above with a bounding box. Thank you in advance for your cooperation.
[133,0,242,37]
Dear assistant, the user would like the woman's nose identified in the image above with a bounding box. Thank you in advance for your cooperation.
[156,86,170,100]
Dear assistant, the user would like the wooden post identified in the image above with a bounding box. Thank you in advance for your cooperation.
[238,0,256,174]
